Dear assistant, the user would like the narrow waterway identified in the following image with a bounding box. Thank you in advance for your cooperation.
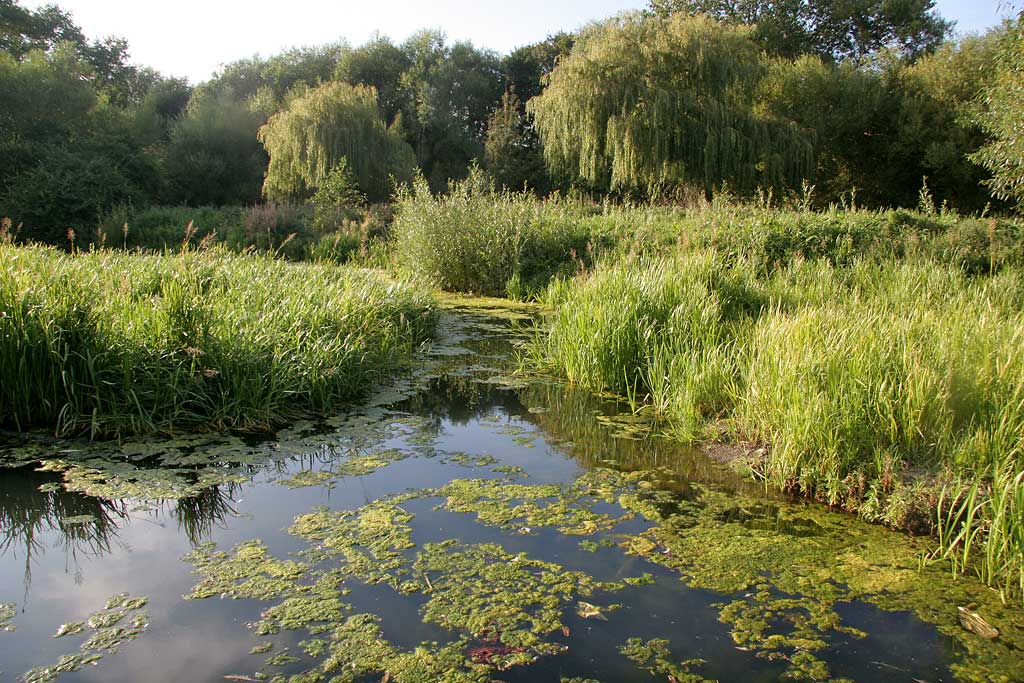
[1,298,1021,683]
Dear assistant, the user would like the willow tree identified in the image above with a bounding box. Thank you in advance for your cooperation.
[971,17,1024,209]
[259,82,415,202]
[527,13,813,197]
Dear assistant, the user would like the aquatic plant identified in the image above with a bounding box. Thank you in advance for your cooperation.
[0,243,435,437]
[392,170,597,298]
[21,593,149,683]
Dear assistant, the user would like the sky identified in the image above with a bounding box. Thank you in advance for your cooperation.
[22,0,1014,83]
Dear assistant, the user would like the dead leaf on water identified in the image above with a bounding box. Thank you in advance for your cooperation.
[576,601,608,621]
[958,607,999,639]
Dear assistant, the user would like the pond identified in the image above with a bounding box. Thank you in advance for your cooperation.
[1,298,1022,683]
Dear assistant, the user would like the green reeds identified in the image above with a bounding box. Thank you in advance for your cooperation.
[527,251,1024,601]
[392,171,596,298]
[0,243,435,437]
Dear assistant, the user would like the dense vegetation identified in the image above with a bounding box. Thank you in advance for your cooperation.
[1,0,1023,245]
[0,240,434,437]
[2,0,1024,603]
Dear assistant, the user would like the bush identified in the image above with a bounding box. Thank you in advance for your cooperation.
[392,170,596,297]
[97,205,242,250]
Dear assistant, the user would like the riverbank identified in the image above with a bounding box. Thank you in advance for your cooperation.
[522,253,1024,603]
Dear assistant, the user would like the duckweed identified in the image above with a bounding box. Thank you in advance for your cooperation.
[1,603,14,632]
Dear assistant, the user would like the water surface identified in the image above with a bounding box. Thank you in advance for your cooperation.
[1,299,1021,683]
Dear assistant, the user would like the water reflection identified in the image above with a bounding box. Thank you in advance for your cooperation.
[0,302,1018,683]
[0,466,128,590]
[0,465,240,586]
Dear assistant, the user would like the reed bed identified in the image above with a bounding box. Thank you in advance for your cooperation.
[527,252,1024,601]
[0,243,435,437]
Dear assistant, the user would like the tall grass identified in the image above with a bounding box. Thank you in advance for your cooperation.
[392,171,598,298]
[0,243,435,437]
[527,252,1024,600]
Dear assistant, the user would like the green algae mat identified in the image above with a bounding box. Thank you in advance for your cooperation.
[1,298,1021,683]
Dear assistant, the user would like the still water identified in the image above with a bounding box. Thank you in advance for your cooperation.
[1,299,1021,683]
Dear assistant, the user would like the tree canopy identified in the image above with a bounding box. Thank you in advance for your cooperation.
[258,81,416,203]
[648,0,952,61]
[971,16,1024,208]
[528,13,813,197]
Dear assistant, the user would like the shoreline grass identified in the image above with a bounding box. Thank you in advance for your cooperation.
[0,243,435,438]
[525,251,1024,602]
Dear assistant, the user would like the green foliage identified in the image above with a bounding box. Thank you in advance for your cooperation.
[334,35,411,124]
[392,170,595,297]
[502,32,574,104]
[97,205,241,250]
[648,0,952,61]
[163,89,269,206]
[260,81,415,203]
[399,31,505,191]
[0,48,160,242]
[312,159,366,214]
[971,17,1024,209]
[758,55,900,206]
[758,27,1006,211]
[527,235,1024,596]
[1,0,156,105]
[484,90,548,193]
[204,45,346,103]
[528,13,813,198]
[0,244,435,436]
[887,30,1005,211]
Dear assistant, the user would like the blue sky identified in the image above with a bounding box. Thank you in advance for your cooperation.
[24,0,1013,83]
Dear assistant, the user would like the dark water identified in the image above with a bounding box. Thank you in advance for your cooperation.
[1,300,1021,683]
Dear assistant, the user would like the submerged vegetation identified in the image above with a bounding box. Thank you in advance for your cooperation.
[0,243,434,437]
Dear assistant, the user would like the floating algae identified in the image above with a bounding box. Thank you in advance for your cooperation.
[619,638,712,683]
[1,602,14,632]
[183,487,630,682]
[6,298,1024,683]
[21,594,149,683]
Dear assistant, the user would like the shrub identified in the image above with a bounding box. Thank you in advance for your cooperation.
[392,170,596,297]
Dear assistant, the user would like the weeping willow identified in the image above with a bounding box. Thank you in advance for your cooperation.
[527,13,814,197]
[259,82,416,202]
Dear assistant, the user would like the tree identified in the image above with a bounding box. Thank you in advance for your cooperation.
[888,29,1006,210]
[503,32,575,104]
[484,90,549,193]
[1,0,84,57]
[0,46,158,240]
[1,0,157,105]
[971,16,1024,209]
[205,45,346,105]
[163,89,269,206]
[649,0,952,61]
[398,31,504,190]
[759,55,900,205]
[334,34,411,124]
[528,13,813,198]
[259,81,416,203]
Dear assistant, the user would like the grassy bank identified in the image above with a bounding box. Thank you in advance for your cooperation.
[525,252,1024,602]
[390,180,1024,298]
[0,243,435,438]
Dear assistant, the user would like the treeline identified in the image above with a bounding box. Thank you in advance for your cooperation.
[0,0,1021,245]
